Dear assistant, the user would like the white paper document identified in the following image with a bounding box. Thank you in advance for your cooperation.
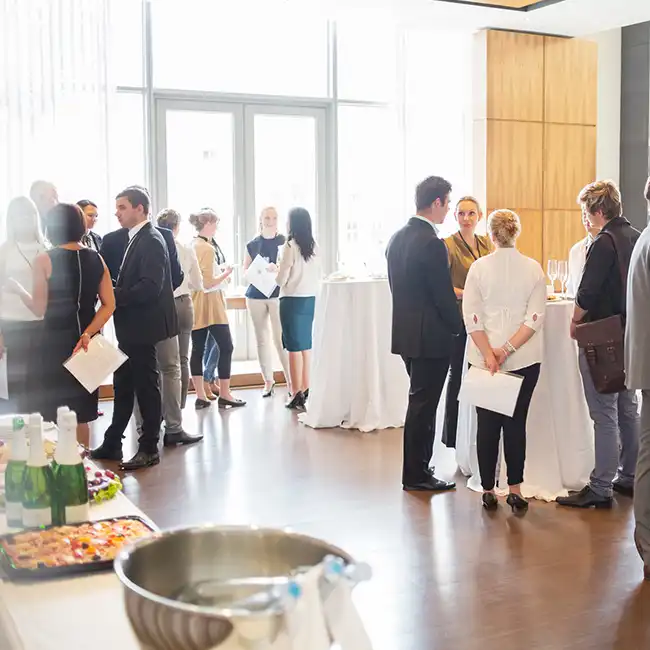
[244,254,278,298]
[63,334,128,394]
[0,354,7,400]
[458,366,524,417]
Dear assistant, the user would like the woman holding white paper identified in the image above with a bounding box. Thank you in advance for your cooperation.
[243,207,291,397]
[462,209,546,513]
[9,203,115,446]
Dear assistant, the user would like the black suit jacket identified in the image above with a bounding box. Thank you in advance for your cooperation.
[100,223,179,346]
[88,230,103,251]
[386,218,462,359]
[100,226,183,290]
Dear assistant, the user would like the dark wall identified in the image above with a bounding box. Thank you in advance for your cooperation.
[620,22,650,229]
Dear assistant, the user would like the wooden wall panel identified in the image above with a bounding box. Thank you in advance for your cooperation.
[486,120,543,208]
[543,124,597,210]
[488,208,543,263]
[486,30,545,122]
[543,210,585,267]
[544,36,598,125]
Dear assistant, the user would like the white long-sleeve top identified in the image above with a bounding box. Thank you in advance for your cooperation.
[567,236,590,298]
[0,239,45,321]
[276,239,321,298]
[174,239,203,298]
[463,247,547,372]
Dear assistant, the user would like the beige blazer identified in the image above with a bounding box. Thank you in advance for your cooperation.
[191,237,228,330]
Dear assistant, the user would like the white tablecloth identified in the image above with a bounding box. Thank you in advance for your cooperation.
[300,279,409,432]
[0,484,145,649]
[454,300,595,501]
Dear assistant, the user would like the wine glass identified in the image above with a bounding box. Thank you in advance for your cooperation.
[547,259,558,294]
[557,260,568,299]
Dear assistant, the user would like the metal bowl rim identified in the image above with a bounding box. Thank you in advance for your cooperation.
[113,523,354,619]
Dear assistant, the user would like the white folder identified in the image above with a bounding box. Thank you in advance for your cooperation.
[244,255,278,298]
[458,365,524,417]
[63,334,128,394]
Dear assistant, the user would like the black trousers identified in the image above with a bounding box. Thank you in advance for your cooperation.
[476,363,541,491]
[0,320,42,415]
[401,355,450,485]
[442,326,467,449]
[190,324,234,380]
[103,341,161,454]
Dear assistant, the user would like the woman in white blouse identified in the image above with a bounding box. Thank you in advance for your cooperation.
[0,196,46,414]
[463,209,547,513]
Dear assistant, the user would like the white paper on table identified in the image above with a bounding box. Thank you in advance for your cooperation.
[323,580,373,650]
[0,354,7,400]
[63,334,128,394]
[244,255,278,298]
[458,366,524,417]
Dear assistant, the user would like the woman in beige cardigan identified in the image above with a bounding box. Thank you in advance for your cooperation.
[190,208,246,410]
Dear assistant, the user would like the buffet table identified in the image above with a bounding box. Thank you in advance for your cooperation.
[300,279,409,432]
[454,300,595,500]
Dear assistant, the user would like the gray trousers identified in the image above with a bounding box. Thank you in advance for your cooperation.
[578,349,640,497]
[175,295,194,409]
[134,334,182,437]
[635,391,650,563]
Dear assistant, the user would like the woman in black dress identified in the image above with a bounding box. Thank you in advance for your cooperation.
[10,204,115,446]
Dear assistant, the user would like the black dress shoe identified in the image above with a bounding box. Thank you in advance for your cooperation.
[218,396,247,409]
[556,485,613,509]
[403,477,456,492]
[612,479,634,497]
[506,493,529,514]
[482,492,498,510]
[163,431,204,447]
[195,398,212,410]
[286,391,305,410]
[89,443,122,462]
[120,451,160,471]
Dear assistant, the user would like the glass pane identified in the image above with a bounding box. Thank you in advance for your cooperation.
[164,110,236,265]
[152,1,328,97]
[338,105,401,271]
[252,113,318,233]
[109,0,144,87]
[336,13,397,102]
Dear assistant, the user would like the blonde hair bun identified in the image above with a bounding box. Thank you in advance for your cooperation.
[488,209,521,248]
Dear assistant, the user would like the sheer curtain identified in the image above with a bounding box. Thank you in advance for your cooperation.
[0,0,112,240]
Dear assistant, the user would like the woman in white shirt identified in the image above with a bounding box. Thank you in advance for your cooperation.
[567,210,601,297]
[276,207,320,410]
[463,209,547,513]
[0,196,46,414]
[156,209,203,409]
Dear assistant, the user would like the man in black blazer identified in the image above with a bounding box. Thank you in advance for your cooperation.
[386,176,463,491]
[91,187,182,470]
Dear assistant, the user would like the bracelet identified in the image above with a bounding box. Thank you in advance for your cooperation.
[81,332,91,339]
[503,340,516,355]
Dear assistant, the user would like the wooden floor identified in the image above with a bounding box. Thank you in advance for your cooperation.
[92,389,650,650]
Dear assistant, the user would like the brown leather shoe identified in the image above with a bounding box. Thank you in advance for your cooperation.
[204,381,217,401]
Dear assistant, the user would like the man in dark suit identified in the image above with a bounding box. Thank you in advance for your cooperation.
[386,176,463,491]
[91,187,184,470]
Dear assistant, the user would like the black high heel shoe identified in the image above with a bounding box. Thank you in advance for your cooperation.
[286,391,304,410]
[262,381,276,398]
[506,493,529,514]
[482,492,498,510]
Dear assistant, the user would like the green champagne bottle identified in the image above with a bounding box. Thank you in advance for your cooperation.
[5,417,28,528]
[53,411,89,524]
[22,413,56,529]
[50,405,70,475]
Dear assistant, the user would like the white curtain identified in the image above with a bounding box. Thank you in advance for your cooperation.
[0,0,112,239]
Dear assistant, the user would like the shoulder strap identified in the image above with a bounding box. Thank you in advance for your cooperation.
[600,230,629,314]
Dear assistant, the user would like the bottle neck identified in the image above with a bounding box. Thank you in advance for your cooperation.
[27,427,48,467]
[55,423,82,466]
[10,430,28,462]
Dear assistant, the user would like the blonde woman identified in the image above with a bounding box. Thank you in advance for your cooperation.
[190,208,245,410]
[442,196,493,448]
[463,209,546,513]
[0,196,47,414]
[243,207,291,397]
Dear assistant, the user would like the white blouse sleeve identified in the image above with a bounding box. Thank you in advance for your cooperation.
[462,264,484,333]
[523,266,547,331]
[275,241,294,288]
[188,246,203,292]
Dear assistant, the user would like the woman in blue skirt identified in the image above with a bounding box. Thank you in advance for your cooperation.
[277,208,320,410]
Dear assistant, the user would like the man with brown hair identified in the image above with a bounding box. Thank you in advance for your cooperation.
[558,180,641,509]
[625,176,650,578]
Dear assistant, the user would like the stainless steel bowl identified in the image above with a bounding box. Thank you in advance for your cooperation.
[114,525,355,650]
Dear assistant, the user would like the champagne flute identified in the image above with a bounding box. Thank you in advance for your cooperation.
[547,259,558,294]
[557,260,568,299]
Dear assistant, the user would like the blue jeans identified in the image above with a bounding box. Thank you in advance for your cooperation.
[203,333,218,382]
[578,349,640,497]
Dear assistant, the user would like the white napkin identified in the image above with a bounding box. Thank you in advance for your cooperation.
[323,580,373,650]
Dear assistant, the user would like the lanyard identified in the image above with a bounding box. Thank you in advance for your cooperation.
[458,233,483,261]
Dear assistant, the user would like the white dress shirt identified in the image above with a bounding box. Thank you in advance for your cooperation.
[567,236,590,298]
[174,239,203,298]
[128,220,148,240]
[463,247,547,371]
[277,240,321,298]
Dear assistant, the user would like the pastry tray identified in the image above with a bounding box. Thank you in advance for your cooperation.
[0,515,157,581]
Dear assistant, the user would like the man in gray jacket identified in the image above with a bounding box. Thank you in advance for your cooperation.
[626,176,650,579]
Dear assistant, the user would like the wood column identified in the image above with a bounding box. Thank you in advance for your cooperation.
[473,29,598,267]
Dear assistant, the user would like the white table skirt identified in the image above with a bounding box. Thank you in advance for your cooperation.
[300,279,409,433]
[0,482,146,649]
[454,300,595,501]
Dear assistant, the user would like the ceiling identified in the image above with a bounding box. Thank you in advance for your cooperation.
[433,0,565,11]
